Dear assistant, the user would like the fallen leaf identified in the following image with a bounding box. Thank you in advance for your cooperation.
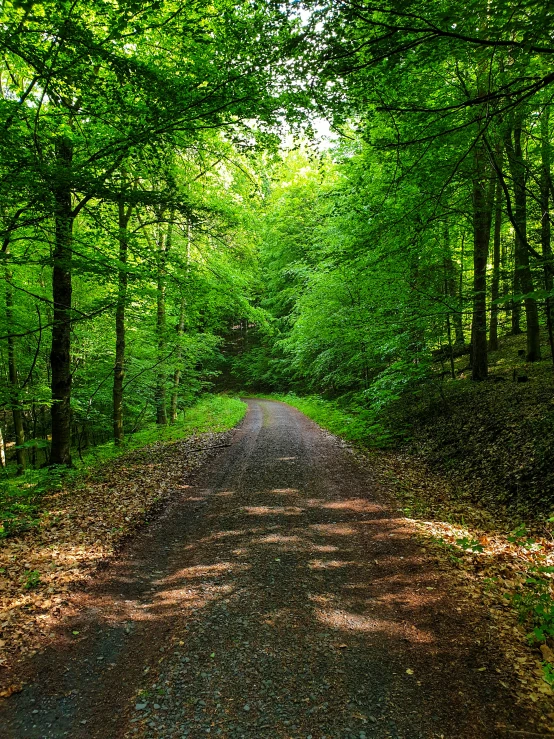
[0,683,22,698]
[540,644,554,663]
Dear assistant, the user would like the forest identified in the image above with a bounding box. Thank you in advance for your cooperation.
[2,0,554,513]
[2,0,554,733]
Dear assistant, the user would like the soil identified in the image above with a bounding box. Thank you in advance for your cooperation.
[0,400,537,738]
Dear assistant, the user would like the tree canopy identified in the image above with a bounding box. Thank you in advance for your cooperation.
[2,0,554,471]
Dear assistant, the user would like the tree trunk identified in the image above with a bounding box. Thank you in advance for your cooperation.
[113,196,132,444]
[170,294,186,424]
[489,168,503,351]
[541,105,554,364]
[155,220,171,426]
[50,136,74,465]
[511,249,522,335]
[0,423,5,469]
[443,227,464,347]
[471,144,494,381]
[506,117,541,360]
[5,271,26,473]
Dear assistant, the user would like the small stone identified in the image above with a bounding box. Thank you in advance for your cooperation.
[154,704,161,710]
[243,704,250,712]
[80,720,87,725]
[135,703,147,711]
[32,710,39,715]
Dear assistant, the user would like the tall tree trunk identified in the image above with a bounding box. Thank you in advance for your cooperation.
[170,220,191,424]
[444,226,465,346]
[457,232,466,347]
[0,423,5,470]
[170,294,185,424]
[471,144,495,381]
[541,105,554,364]
[489,165,503,351]
[506,116,541,360]
[511,247,522,335]
[50,136,74,465]
[444,253,464,347]
[113,196,132,444]
[5,265,26,473]
[155,220,171,426]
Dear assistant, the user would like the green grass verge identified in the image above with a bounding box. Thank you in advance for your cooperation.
[0,394,247,539]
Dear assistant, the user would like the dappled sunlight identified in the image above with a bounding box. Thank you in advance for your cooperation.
[253,533,304,547]
[310,543,340,553]
[4,398,531,738]
[151,583,235,612]
[243,505,305,516]
[315,607,390,633]
[314,606,435,642]
[321,499,383,514]
[181,528,261,548]
[308,559,359,570]
[310,523,358,536]
[158,561,244,585]
[304,497,326,507]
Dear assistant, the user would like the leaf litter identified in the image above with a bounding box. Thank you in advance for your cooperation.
[364,448,554,732]
[0,431,232,691]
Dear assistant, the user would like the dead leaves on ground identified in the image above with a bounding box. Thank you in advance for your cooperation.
[0,432,229,687]
[367,449,554,730]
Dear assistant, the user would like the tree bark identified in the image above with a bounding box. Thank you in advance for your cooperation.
[113,195,132,444]
[0,423,6,469]
[505,116,541,360]
[471,144,495,381]
[511,249,522,335]
[443,220,464,348]
[155,220,171,426]
[541,105,554,364]
[489,167,503,351]
[170,294,186,424]
[50,136,74,466]
[5,269,26,473]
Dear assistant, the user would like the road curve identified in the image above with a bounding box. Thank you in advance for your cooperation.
[2,400,530,738]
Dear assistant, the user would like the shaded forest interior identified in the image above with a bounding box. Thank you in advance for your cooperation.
[2,0,554,524]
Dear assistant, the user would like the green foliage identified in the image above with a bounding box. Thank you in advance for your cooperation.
[455,537,484,553]
[510,566,554,645]
[21,569,41,589]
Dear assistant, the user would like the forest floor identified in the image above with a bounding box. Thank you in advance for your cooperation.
[0,399,549,738]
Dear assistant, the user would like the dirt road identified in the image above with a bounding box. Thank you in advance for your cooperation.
[1,400,532,738]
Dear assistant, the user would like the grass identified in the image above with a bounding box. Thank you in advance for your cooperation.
[0,394,247,539]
